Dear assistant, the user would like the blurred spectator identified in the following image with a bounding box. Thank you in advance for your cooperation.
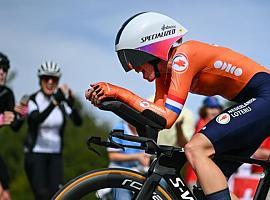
[195,96,224,133]
[24,61,82,200]
[158,108,195,147]
[14,94,30,121]
[253,137,270,170]
[107,120,150,200]
[0,52,15,130]
[180,96,223,188]
[0,52,26,200]
[229,136,270,199]
[147,95,195,147]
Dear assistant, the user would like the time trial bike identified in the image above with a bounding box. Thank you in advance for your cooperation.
[52,100,270,200]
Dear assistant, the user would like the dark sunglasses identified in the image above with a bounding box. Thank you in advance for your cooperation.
[0,65,9,73]
[40,76,59,82]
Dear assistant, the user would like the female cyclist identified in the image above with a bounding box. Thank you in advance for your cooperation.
[85,12,270,200]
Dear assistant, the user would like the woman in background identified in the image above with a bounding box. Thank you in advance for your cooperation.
[24,62,82,200]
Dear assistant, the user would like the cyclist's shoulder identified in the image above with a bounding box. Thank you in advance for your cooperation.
[174,40,218,57]
[173,40,231,64]
[182,40,205,45]
[179,40,213,48]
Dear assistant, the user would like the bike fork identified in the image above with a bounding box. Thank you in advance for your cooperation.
[135,173,162,200]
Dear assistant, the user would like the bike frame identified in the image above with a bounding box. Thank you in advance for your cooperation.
[135,149,195,200]
[92,101,270,200]
[134,149,270,200]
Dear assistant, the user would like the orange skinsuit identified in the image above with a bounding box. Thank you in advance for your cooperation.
[112,40,269,128]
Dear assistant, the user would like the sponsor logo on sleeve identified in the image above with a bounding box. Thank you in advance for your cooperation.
[172,53,189,73]
[139,100,150,108]
[227,98,255,118]
[213,60,243,77]
[216,113,231,124]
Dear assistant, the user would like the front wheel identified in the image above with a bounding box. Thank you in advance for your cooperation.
[52,168,172,200]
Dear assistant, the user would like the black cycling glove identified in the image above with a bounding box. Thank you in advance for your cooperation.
[53,88,66,104]
[66,93,75,108]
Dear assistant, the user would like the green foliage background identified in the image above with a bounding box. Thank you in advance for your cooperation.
[0,104,110,200]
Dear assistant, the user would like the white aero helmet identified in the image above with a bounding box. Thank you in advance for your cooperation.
[115,12,188,72]
[38,61,62,78]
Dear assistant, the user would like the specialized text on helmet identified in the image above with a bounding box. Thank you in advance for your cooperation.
[141,29,176,43]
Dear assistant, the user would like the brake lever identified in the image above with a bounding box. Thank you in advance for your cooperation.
[108,134,125,151]
[110,129,161,155]
[87,136,125,156]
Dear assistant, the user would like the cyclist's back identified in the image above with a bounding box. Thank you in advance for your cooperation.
[160,40,270,102]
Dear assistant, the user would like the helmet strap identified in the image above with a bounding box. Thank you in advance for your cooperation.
[149,59,161,78]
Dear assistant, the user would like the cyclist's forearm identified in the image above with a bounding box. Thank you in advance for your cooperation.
[108,152,141,162]
[116,87,178,128]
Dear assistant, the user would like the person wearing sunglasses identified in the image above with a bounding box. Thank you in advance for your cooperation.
[24,61,82,200]
[0,52,26,200]
[0,52,15,128]
[0,52,13,200]
[86,12,270,200]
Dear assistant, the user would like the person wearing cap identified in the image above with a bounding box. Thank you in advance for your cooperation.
[196,97,224,133]
[24,61,82,200]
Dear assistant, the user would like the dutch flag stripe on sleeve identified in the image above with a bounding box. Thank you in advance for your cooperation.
[165,94,185,115]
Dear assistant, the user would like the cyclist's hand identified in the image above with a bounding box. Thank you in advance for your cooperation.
[85,82,120,106]
[85,87,96,103]
[0,111,15,126]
